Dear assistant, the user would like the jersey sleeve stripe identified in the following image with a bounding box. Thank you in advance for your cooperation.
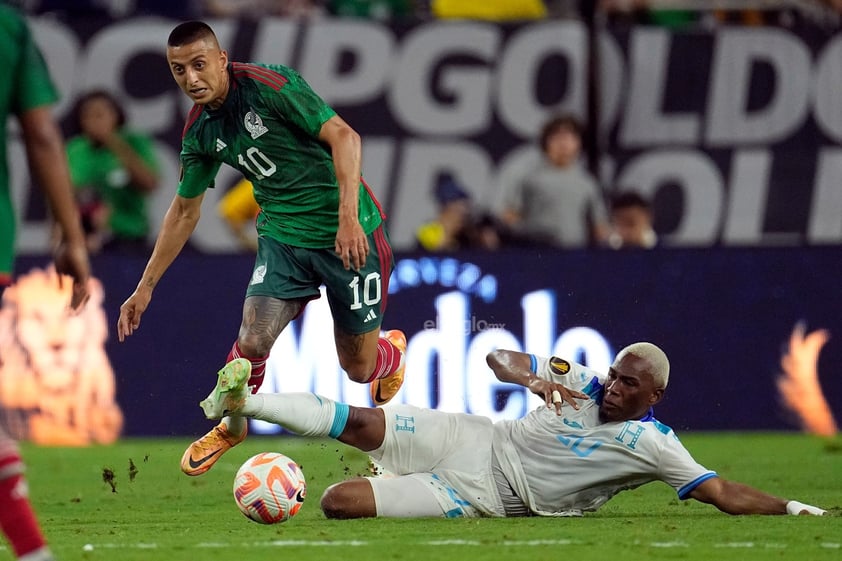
[529,354,538,373]
[232,62,288,91]
[181,104,203,138]
[677,472,718,500]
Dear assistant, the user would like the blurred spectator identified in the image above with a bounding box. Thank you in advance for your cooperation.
[65,89,160,254]
[500,114,609,249]
[416,176,501,251]
[329,0,416,19]
[607,191,657,249]
[218,177,260,252]
[431,0,548,20]
[135,0,201,18]
[600,0,699,28]
[601,0,842,29]
[201,0,325,17]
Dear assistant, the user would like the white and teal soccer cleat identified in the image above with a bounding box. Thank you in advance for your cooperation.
[200,357,251,420]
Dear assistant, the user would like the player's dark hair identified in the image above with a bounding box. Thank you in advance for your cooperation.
[68,89,127,137]
[610,191,651,213]
[167,21,217,47]
[539,114,584,153]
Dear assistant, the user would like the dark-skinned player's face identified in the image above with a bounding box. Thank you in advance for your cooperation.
[598,353,664,423]
[167,37,229,109]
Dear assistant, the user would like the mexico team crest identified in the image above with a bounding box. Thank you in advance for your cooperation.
[244,110,268,139]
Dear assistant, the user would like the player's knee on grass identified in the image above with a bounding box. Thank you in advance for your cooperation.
[320,478,377,519]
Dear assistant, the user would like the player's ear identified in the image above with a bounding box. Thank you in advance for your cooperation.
[220,49,229,66]
[649,388,664,406]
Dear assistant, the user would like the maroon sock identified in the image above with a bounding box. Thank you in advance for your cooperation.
[0,464,47,558]
[365,337,404,383]
[227,341,269,394]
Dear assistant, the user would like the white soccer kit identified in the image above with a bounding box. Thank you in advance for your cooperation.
[492,355,717,516]
[370,354,716,518]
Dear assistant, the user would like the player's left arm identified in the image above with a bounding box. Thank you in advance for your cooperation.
[688,477,825,515]
[318,114,367,271]
[486,350,588,413]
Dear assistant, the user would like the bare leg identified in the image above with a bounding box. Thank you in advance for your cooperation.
[236,295,306,357]
[321,406,385,519]
[337,406,385,451]
[333,326,381,382]
[223,296,306,439]
[321,478,377,519]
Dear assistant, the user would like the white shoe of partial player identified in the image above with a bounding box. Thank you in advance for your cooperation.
[200,358,251,420]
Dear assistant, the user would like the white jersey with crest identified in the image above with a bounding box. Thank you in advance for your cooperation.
[491,355,717,516]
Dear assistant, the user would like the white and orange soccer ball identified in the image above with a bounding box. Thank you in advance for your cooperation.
[233,452,307,524]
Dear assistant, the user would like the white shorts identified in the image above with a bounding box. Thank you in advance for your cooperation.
[368,404,505,518]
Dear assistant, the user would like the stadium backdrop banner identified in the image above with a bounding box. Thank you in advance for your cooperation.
[13,248,841,438]
[10,16,842,252]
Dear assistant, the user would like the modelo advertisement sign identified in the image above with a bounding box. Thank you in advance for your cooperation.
[249,248,841,436]
[11,248,838,439]
[10,16,842,253]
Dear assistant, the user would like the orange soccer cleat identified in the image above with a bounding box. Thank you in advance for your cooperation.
[370,329,407,406]
[180,421,247,476]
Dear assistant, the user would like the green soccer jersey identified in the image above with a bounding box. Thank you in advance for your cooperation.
[0,6,59,280]
[66,130,158,240]
[178,62,383,248]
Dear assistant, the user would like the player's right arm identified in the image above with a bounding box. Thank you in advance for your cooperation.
[688,477,825,516]
[11,10,90,310]
[118,123,219,341]
[486,350,587,413]
[19,106,91,311]
[117,192,204,341]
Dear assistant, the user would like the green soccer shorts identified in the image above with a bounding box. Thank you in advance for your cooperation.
[245,225,394,334]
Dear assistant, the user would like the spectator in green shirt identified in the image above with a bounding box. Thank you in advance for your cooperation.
[66,90,160,253]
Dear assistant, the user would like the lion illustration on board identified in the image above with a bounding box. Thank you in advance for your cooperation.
[0,266,122,445]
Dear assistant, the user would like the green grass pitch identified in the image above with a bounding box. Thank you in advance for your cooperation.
[5,432,840,561]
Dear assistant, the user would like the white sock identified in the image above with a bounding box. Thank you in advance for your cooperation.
[242,393,349,438]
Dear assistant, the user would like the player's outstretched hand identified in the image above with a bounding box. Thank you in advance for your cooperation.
[117,290,152,342]
[786,500,826,516]
[527,377,589,415]
[53,239,90,311]
[335,220,369,271]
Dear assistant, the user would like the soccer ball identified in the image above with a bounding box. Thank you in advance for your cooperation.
[233,452,307,524]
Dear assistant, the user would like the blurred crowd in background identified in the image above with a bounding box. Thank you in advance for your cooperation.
[20,0,842,256]
[15,0,842,26]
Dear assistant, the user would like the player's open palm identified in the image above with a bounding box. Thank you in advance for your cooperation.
[117,290,152,342]
[335,220,368,271]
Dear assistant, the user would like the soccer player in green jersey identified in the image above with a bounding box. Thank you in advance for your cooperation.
[0,5,90,560]
[116,21,407,477]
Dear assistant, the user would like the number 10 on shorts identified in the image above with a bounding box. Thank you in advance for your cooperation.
[348,272,382,310]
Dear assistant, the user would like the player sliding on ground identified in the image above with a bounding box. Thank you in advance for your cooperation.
[201,343,826,518]
[116,21,406,477]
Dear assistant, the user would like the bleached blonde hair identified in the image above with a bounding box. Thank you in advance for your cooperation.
[614,342,670,389]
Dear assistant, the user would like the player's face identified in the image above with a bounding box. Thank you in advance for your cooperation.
[599,354,664,423]
[167,38,229,109]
